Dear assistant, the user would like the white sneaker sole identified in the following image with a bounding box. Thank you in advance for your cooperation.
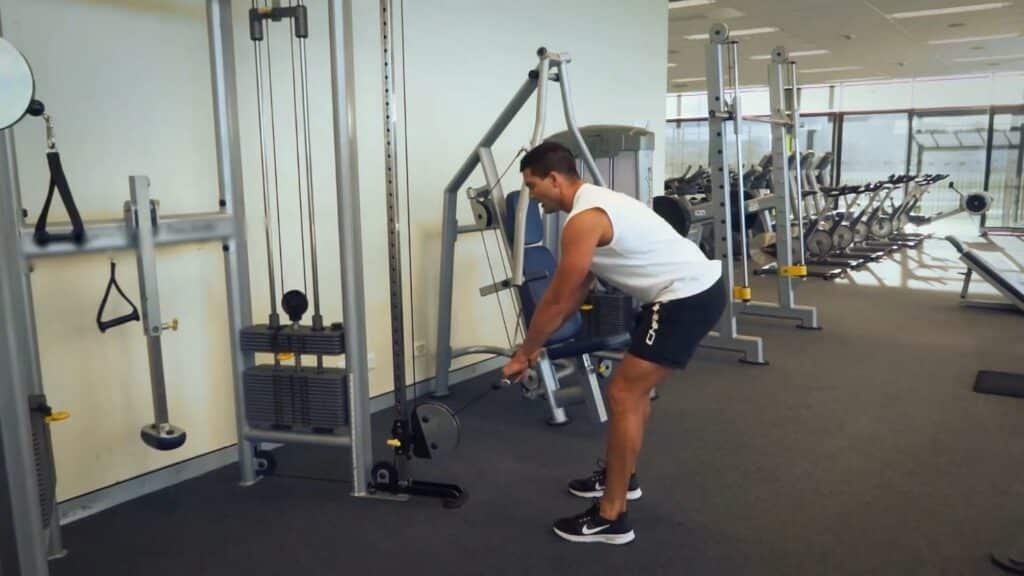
[552,527,636,545]
[568,487,643,500]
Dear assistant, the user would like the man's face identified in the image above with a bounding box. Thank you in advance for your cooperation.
[522,168,561,214]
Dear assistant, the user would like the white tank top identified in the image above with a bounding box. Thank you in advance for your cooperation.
[565,184,721,304]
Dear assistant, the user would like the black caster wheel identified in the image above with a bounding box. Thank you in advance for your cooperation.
[442,489,468,509]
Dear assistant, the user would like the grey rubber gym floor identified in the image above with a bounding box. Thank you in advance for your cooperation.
[51,235,1024,576]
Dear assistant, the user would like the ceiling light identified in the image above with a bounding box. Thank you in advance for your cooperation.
[669,0,716,8]
[800,66,864,73]
[953,53,1024,62]
[750,49,830,60]
[929,32,1020,44]
[671,77,706,83]
[889,2,1012,19]
[668,63,678,68]
[839,76,889,81]
[685,27,778,40]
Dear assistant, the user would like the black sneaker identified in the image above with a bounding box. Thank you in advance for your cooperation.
[568,460,642,500]
[552,502,635,544]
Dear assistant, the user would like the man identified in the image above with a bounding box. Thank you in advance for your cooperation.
[501,141,725,545]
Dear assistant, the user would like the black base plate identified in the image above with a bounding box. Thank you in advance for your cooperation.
[974,371,1024,398]
[371,480,468,509]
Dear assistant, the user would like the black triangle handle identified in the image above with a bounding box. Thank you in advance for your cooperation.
[96,261,140,333]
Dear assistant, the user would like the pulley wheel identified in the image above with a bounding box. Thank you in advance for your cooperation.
[412,402,461,459]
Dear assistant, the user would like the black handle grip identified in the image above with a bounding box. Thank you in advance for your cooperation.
[34,152,86,247]
[96,261,140,333]
[98,311,141,333]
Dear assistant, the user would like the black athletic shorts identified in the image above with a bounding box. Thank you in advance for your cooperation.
[627,276,726,369]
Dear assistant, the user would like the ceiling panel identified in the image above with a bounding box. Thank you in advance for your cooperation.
[666,0,1024,91]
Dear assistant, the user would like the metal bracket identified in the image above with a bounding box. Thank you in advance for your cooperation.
[249,3,308,40]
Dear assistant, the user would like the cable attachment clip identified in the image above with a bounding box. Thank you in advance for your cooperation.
[249,2,308,41]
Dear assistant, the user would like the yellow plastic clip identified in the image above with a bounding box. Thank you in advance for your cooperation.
[45,410,71,424]
[733,286,752,302]
[780,265,808,278]
[275,352,295,362]
[386,438,402,448]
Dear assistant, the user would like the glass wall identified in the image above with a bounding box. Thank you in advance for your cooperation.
[666,72,1024,119]
[800,115,836,186]
[989,111,1024,227]
[910,111,989,215]
[839,113,909,186]
[665,120,770,183]
[665,121,708,180]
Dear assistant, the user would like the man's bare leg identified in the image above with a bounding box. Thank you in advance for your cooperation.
[598,353,670,521]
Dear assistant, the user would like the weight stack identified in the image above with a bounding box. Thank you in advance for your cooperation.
[590,291,636,337]
[239,323,345,356]
[28,396,56,529]
[244,365,349,433]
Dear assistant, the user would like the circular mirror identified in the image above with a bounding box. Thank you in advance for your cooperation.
[0,37,34,130]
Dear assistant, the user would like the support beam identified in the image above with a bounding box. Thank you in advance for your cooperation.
[328,0,373,497]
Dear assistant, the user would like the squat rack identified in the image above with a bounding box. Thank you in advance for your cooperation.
[699,24,820,366]
[0,1,372,574]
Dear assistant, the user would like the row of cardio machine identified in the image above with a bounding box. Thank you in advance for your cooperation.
[795,157,950,279]
[664,151,985,281]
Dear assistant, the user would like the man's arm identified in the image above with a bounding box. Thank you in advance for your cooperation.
[518,209,609,357]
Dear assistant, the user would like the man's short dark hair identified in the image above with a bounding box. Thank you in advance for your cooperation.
[519,141,580,180]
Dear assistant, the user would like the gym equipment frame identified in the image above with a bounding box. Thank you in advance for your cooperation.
[0,2,373,574]
[431,47,608,425]
[700,25,820,366]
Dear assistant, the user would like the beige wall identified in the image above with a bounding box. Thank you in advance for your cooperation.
[0,0,667,500]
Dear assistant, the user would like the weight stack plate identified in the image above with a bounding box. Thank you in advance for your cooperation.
[240,323,345,356]
[244,365,350,433]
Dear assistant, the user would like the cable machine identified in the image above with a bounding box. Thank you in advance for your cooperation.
[0,1,377,573]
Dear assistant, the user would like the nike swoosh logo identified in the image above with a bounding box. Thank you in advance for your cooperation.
[581,523,609,535]
[595,483,604,490]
